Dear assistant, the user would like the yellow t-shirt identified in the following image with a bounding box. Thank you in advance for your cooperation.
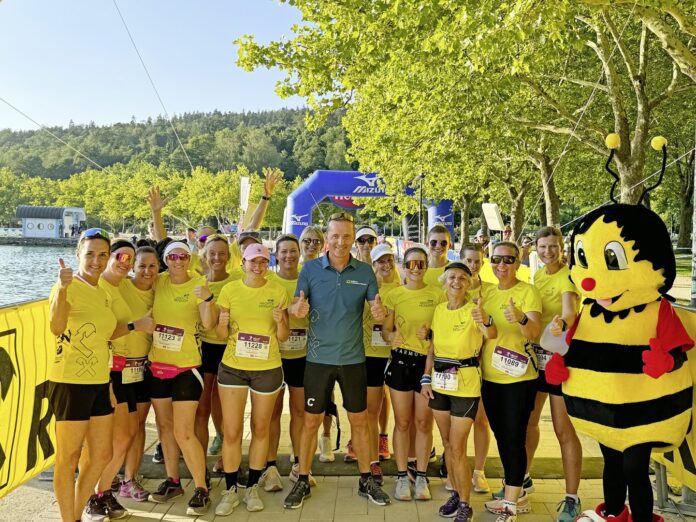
[267,272,309,360]
[534,265,578,329]
[430,301,484,397]
[479,260,497,284]
[120,279,154,358]
[99,278,133,358]
[424,265,446,288]
[363,280,401,359]
[150,272,206,368]
[218,279,288,371]
[481,281,542,384]
[200,273,242,344]
[383,285,446,355]
[48,278,117,384]
[467,280,495,304]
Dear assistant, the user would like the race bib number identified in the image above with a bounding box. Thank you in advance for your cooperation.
[491,346,529,377]
[153,325,184,352]
[122,357,147,384]
[533,344,552,371]
[281,328,307,352]
[371,324,388,347]
[236,332,271,360]
[432,369,459,392]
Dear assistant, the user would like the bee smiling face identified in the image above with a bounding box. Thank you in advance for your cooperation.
[569,204,675,312]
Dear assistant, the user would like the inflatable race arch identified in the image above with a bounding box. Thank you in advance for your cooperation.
[283,170,454,238]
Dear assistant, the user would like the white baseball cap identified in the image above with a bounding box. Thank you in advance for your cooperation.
[356,227,378,239]
[370,243,394,263]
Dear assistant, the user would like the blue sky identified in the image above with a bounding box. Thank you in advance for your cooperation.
[0,0,304,130]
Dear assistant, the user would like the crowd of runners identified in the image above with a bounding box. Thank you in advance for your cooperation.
[47,175,584,522]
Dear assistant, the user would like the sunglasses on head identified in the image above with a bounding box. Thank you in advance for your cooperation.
[302,238,322,246]
[490,255,516,265]
[198,235,208,243]
[112,252,133,264]
[329,212,354,223]
[429,239,448,248]
[82,228,111,241]
[166,253,190,262]
[205,234,229,244]
[357,236,376,245]
[404,259,427,270]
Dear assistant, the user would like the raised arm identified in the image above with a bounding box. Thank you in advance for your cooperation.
[147,186,168,241]
[243,168,282,231]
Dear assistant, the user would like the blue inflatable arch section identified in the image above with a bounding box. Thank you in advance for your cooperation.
[283,170,454,238]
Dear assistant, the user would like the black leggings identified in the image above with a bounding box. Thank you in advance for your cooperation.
[481,379,537,487]
[599,443,653,521]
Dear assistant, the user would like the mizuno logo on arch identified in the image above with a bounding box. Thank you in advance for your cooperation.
[353,174,385,194]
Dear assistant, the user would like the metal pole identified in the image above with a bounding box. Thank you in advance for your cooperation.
[691,123,696,307]
[419,174,424,243]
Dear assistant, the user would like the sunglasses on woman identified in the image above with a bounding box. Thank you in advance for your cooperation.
[490,255,516,265]
[404,260,427,270]
[81,228,111,241]
[302,238,323,246]
[166,253,191,262]
[112,252,133,264]
[429,239,448,248]
[357,236,376,245]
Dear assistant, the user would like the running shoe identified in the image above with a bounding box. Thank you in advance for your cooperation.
[394,475,412,501]
[205,468,211,490]
[455,502,474,522]
[215,487,240,516]
[429,446,437,463]
[439,492,460,518]
[557,496,582,522]
[244,484,264,512]
[288,463,317,487]
[445,478,454,491]
[284,479,311,509]
[379,434,391,460]
[212,456,224,473]
[414,475,432,500]
[370,462,384,487]
[472,470,490,494]
[318,434,335,463]
[151,442,164,464]
[81,494,109,522]
[149,478,184,503]
[491,476,535,499]
[236,467,248,488]
[118,478,149,502]
[439,452,448,478]
[485,492,531,514]
[259,465,284,492]
[344,439,357,463]
[494,509,517,522]
[186,487,210,516]
[100,491,126,519]
[358,475,391,506]
[209,432,223,456]
[110,475,121,493]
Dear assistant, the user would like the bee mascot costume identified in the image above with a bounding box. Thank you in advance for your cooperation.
[545,134,694,522]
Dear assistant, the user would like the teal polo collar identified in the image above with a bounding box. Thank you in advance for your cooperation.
[321,253,358,271]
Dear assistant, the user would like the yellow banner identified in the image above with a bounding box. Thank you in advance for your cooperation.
[0,299,56,499]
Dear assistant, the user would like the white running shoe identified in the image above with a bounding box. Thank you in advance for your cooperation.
[259,465,284,492]
[215,488,240,516]
[244,484,264,512]
[413,475,431,500]
[394,475,412,501]
[318,434,335,462]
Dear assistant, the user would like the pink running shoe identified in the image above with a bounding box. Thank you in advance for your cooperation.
[119,478,150,502]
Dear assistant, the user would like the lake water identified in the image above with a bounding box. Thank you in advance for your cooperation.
[0,245,77,307]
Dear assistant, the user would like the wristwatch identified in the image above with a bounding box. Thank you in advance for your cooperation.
[204,294,214,302]
[127,322,135,331]
[261,195,271,201]
[483,316,494,328]
[518,314,529,326]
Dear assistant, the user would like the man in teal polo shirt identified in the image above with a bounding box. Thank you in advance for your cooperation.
[283,213,391,509]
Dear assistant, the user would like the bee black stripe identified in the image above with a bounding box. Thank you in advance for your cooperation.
[565,386,692,429]
[565,341,686,374]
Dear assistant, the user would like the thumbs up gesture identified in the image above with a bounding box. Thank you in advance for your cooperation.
[504,297,523,324]
[370,294,386,321]
[58,258,73,289]
[391,324,405,347]
[416,323,430,341]
[134,309,155,334]
[194,280,213,301]
[219,308,230,328]
[549,315,564,337]
[471,295,488,325]
[273,303,285,323]
[291,291,310,318]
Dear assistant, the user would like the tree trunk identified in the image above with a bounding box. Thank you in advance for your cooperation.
[541,164,561,226]
[616,157,648,204]
[459,194,471,244]
[677,150,694,248]
[507,183,529,241]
